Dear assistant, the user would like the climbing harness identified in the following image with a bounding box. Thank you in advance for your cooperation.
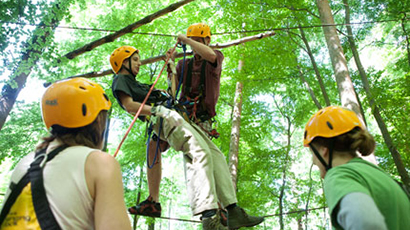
[180,57,220,139]
[0,145,68,230]
[145,44,188,168]
[114,41,179,157]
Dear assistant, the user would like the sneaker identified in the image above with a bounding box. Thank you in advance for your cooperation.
[202,214,228,230]
[227,206,264,229]
[128,196,161,217]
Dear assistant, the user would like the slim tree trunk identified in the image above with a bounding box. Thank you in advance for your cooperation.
[344,0,410,189]
[0,2,69,131]
[296,63,322,109]
[401,13,410,66]
[273,98,292,230]
[298,25,331,106]
[228,81,243,190]
[316,0,377,164]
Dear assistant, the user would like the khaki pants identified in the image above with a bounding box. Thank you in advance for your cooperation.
[152,116,237,215]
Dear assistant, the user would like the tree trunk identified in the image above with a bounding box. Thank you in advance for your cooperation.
[296,63,322,109]
[316,0,377,164]
[316,0,361,116]
[0,2,68,131]
[401,13,410,66]
[344,0,410,189]
[228,81,243,190]
[298,25,330,106]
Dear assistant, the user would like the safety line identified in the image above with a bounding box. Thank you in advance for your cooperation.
[263,206,327,218]
[113,41,178,157]
[130,206,328,224]
[1,18,408,37]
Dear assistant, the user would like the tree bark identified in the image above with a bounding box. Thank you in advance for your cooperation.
[228,81,243,190]
[401,13,410,66]
[316,0,377,164]
[62,0,195,60]
[316,0,361,116]
[344,0,410,189]
[298,25,330,106]
[0,2,68,130]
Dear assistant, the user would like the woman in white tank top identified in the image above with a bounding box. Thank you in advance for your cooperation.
[1,78,132,230]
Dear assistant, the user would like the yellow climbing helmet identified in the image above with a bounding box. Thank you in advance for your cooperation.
[186,23,211,38]
[303,106,365,146]
[109,46,139,74]
[41,78,111,130]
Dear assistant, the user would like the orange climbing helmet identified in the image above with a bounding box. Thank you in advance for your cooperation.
[303,106,365,146]
[186,23,211,38]
[41,78,111,130]
[110,46,139,74]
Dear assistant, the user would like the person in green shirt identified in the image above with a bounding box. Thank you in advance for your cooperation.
[303,106,410,230]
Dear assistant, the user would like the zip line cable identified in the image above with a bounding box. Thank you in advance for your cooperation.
[113,41,179,157]
[130,206,328,224]
[1,18,408,37]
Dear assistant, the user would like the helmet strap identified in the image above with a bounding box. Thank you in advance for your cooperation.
[122,58,136,77]
[310,142,334,171]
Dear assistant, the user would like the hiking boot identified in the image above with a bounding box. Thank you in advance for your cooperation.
[202,214,228,230]
[128,196,161,217]
[227,206,264,229]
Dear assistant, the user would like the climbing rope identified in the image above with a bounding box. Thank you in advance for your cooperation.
[130,206,328,225]
[114,41,179,157]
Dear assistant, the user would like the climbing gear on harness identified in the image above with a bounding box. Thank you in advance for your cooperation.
[128,195,162,217]
[227,206,264,229]
[187,23,211,38]
[110,46,139,74]
[180,58,220,139]
[0,145,68,230]
[42,78,111,130]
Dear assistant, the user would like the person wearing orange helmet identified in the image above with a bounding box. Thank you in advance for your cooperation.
[304,106,410,230]
[0,78,131,230]
[110,45,264,229]
[131,22,227,224]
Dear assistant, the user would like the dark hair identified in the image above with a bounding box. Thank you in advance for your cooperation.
[36,111,108,151]
[311,127,376,157]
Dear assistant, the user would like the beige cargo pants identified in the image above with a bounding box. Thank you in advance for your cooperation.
[152,115,237,215]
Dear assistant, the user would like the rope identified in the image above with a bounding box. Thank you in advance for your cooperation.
[129,206,328,224]
[113,41,179,157]
[2,18,408,37]
[263,206,327,218]
[131,214,201,223]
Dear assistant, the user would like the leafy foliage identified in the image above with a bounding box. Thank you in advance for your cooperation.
[1,0,409,229]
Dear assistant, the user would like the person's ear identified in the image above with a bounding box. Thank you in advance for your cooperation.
[321,146,329,159]
[205,37,211,45]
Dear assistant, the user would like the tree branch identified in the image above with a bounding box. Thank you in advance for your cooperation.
[62,0,195,60]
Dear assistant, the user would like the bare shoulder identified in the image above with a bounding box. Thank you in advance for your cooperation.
[86,151,121,176]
